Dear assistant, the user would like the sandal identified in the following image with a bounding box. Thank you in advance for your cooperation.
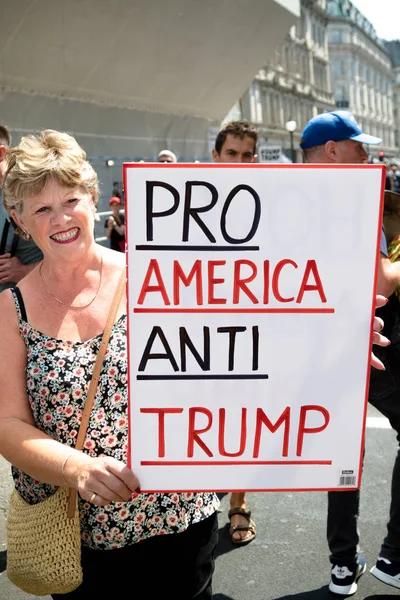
[228,507,256,545]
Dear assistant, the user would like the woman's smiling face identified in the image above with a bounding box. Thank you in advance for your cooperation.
[12,179,96,256]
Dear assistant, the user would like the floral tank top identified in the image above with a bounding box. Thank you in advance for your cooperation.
[11,288,219,550]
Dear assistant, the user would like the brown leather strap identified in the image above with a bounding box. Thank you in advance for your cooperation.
[67,269,126,518]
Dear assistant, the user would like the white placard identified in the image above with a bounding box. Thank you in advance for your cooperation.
[258,145,283,162]
[124,163,384,492]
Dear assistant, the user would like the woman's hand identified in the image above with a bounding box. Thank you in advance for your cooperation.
[64,453,140,506]
[108,215,115,228]
[371,295,390,370]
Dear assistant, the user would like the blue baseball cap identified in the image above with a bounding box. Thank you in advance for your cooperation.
[300,110,382,150]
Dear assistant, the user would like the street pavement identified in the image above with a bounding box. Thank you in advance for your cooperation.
[1,405,399,599]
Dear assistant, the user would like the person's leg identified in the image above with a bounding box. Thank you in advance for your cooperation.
[179,512,219,599]
[229,491,256,544]
[328,357,400,567]
[381,445,400,559]
[230,491,246,511]
[369,389,400,560]
[51,546,109,599]
[327,489,360,566]
[52,513,218,600]
[327,489,366,594]
[136,513,218,599]
[368,363,400,586]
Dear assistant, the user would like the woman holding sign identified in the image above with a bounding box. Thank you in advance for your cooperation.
[0,130,219,599]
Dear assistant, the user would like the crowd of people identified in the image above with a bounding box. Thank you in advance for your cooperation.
[0,113,398,598]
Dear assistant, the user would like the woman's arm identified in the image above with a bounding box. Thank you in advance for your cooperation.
[114,222,126,236]
[105,216,114,240]
[113,216,125,237]
[0,291,139,505]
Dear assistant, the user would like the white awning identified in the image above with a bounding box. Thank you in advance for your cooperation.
[0,0,300,121]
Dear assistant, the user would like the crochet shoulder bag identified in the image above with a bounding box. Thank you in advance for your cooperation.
[6,270,126,596]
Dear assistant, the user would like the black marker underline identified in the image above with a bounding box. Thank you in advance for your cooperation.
[136,374,269,380]
[135,245,260,251]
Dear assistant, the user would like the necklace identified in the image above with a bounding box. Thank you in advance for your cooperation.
[39,256,103,309]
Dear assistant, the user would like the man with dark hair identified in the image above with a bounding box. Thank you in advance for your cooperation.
[212,120,258,163]
[0,124,43,292]
[212,120,257,546]
[301,110,400,594]
[387,163,400,194]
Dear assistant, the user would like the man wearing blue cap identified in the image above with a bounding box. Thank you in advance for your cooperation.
[301,110,400,594]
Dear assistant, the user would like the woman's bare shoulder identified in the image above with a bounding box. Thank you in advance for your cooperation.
[100,245,126,269]
[0,287,18,316]
[0,288,23,344]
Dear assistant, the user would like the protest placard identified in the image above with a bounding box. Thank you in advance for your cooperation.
[123,163,385,492]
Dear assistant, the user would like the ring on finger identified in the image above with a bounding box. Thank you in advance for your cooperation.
[89,492,97,503]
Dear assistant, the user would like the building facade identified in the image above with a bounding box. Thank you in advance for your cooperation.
[229,0,335,162]
[1,0,300,211]
[327,0,397,157]
[384,41,400,157]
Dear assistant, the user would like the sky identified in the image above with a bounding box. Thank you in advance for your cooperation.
[350,0,400,41]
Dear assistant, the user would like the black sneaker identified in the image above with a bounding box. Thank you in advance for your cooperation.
[329,556,367,595]
[370,556,400,588]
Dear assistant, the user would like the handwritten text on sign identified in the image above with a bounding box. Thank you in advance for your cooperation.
[124,164,384,492]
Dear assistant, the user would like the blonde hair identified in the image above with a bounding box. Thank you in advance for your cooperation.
[3,130,99,214]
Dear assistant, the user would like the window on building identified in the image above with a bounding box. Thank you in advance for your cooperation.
[382,96,387,116]
[285,46,291,72]
[271,94,277,123]
[316,24,322,47]
[319,26,325,47]
[314,63,321,88]
[283,96,289,121]
[376,93,381,113]
[327,0,340,15]
[301,54,308,80]
[263,92,271,125]
[360,86,365,107]
[333,60,344,76]
[297,103,302,127]
[370,89,375,109]
[335,86,345,102]
[321,67,327,90]
[328,30,342,44]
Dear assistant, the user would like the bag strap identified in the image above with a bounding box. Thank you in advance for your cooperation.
[67,268,126,518]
